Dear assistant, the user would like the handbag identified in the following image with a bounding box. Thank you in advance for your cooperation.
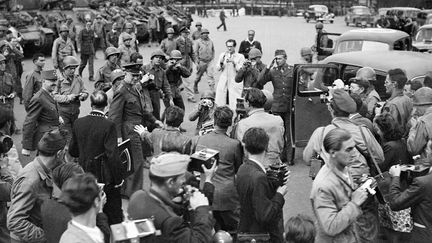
[309,127,326,179]
[236,233,271,243]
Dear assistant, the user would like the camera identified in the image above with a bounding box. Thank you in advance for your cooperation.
[199,99,214,109]
[235,98,248,120]
[110,218,157,242]
[358,177,377,195]
[243,60,251,67]
[266,163,288,187]
[198,121,214,136]
[188,148,219,173]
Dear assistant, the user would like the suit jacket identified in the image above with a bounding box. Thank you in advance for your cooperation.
[236,159,284,243]
[69,111,123,185]
[59,221,103,243]
[22,89,60,150]
[389,172,432,242]
[238,40,262,59]
[128,189,213,243]
[192,129,243,211]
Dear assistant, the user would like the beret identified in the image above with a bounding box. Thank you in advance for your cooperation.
[150,153,190,177]
[332,89,356,114]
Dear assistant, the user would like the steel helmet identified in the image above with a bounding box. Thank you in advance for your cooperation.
[105,47,120,58]
[300,47,312,56]
[59,24,69,33]
[355,67,376,81]
[122,33,132,41]
[166,27,175,34]
[201,28,209,34]
[125,22,134,29]
[110,69,125,83]
[213,230,233,243]
[248,48,262,59]
[63,56,79,69]
[413,87,432,106]
[169,50,182,60]
[0,54,5,62]
[201,90,215,100]
[150,49,166,60]
[195,21,202,26]
[315,22,324,29]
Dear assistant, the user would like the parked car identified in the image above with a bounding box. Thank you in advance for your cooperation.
[426,13,432,25]
[304,5,334,24]
[296,9,305,17]
[386,7,421,20]
[333,28,411,54]
[416,10,432,26]
[291,51,432,146]
[413,24,432,53]
[345,6,374,27]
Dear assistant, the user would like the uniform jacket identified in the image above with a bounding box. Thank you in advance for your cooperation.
[349,113,374,133]
[0,167,13,242]
[407,107,432,158]
[361,89,380,119]
[23,70,42,110]
[192,129,243,211]
[59,221,103,243]
[118,32,137,51]
[191,30,202,41]
[147,17,160,30]
[176,36,194,70]
[235,109,284,167]
[52,37,76,68]
[389,172,432,243]
[78,28,95,54]
[382,90,413,136]
[4,45,24,81]
[238,40,262,59]
[106,30,120,48]
[7,158,53,242]
[310,163,362,243]
[188,106,215,134]
[165,64,191,100]
[145,127,192,156]
[69,111,124,185]
[0,71,14,109]
[109,83,157,139]
[257,63,293,113]
[235,61,266,89]
[127,189,214,243]
[54,74,88,115]
[193,38,214,63]
[22,89,60,151]
[95,61,121,91]
[118,44,136,66]
[92,21,106,39]
[236,159,284,243]
[143,63,172,100]
[160,38,177,56]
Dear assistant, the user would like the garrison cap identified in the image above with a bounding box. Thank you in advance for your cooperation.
[332,89,356,114]
[41,70,58,81]
[150,153,191,177]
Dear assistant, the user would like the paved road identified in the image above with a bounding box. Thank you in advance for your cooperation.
[12,15,356,222]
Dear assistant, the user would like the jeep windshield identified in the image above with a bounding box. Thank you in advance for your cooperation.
[335,40,390,53]
[415,28,432,42]
[353,8,371,15]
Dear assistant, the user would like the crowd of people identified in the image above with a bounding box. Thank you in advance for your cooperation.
[0,8,431,243]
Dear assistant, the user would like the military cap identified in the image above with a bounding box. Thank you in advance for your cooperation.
[248,48,262,59]
[150,49,166,60]
[179,26,190,33]
[274,49,287,57]
[413,87,432,106]
[96,14,102,19]
[332,89,356,114]
[201,90,215,100]
[38,129,67,154]
[41,70,58,81]
[195,21,202,26]
[300,47,312,56]
[150,153,191,177]
[166,27,175,34]
[201,28,209,34]
[110,69,126,83]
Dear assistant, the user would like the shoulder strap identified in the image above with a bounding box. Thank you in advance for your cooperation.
[359,126,383,177]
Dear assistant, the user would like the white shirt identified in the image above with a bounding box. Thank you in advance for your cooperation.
[249,157,267,173]
[71,220,104,243]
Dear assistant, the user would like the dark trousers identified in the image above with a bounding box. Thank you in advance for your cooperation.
[149,28,158,43]
[213,210,239,232]
[103,185,123,225]
[94,37,105,51]
[150,90,161,120]
[272,111,293,163]
[79,53,94,79]
[59,108,79,144]
[217,20,227,31]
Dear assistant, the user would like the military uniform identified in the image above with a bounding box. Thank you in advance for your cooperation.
[95,61,121,92]
[118,44,136,66]
[160,38,177,56]
[0,71,15,110]
[143,63,172,120]
[23,70,42,111]
[382,90,413,136]
[176,36,195,71]
[118,32,138,51]
[165,64,191,110]
[108,82,157,197]
[52,37,76,71]
[77,27,95,80]
[145,127,192,156]
[106,30,120,48]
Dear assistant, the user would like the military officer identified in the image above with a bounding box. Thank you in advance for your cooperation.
[127,153,214,242]
[54,56,88,141]
[52,24,76,72]
[0,54,15,112]
[22,70,63,156]
[95,47,121,92]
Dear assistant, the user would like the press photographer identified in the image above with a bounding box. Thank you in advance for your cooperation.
[235,48,266,94]
[127,153,214,242]
[189,90,216,135]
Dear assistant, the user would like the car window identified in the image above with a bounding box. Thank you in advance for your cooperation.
[353,8,371,15]
[335,40,390,53]
[394,38,409,50]
[415,28,432,41]
[411,76,425,84]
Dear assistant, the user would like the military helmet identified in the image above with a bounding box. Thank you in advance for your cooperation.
[122,33,132,41]
[201,28,209,34]
[166,27,175,34]
[125,22,134,29]
[315,22,324,29]
[150,49,166,60]
[105,47,120,58]
[195,21,202,27]
[201,90,215,100]
[355,67,376,81]
[169,50,182,60]
[63,56,79,69]
[300,47,312,56]
[213,231,233,243]
[110,69,126,83]
[248,48,262,59]
[59,24,69,33]
[0,54,6,62]
[413,87,432,106]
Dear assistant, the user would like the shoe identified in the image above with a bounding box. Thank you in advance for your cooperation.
[188,97,197,103]
[193,83,199,94]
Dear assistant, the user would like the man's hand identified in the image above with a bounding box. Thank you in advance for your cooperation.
[202,159,217,183]
[351,187,368,207]
[389,164,402,177]
[133,124,148,137]
[59,116,65,125]
[79,92,89,101]
[155,120,164,128]
[189,191,209,210]
[7,93,15,99]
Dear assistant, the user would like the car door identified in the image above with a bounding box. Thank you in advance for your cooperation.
[291,64,339,147]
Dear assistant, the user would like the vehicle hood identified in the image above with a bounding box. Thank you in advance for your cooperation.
[413,41,432,50]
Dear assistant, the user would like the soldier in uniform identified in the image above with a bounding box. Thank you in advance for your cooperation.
[127,153,214,242]
[0,40,23,104]
[118,33,137,66]
[193,28,215,95]
[21,70,63,156]
[143,49,173,120]
[109,71,163,198]
[92,15,106,54]
[191,22,203,41]
[119,23,138,52]
[65,16,77,51]
[176,27,196,102]
[164,50,191,110]
[235,48,266,95]
[54,56,89,142]
[0,53,16,136]
[160,28,177,56]
[23,53,45,111]
[106,23,121,48]
[52,24,76,72]
[77,20,95,82]
[95,47,121,92]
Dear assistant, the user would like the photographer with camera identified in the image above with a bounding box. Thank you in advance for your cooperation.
[234,88,284,167]
[310,128,369,242]
[54,56,89,142]
[127,153,214,242]
[189,90,216,135]
[235,48,266,94]
[164,50,191,111]
[236,127,290,243]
